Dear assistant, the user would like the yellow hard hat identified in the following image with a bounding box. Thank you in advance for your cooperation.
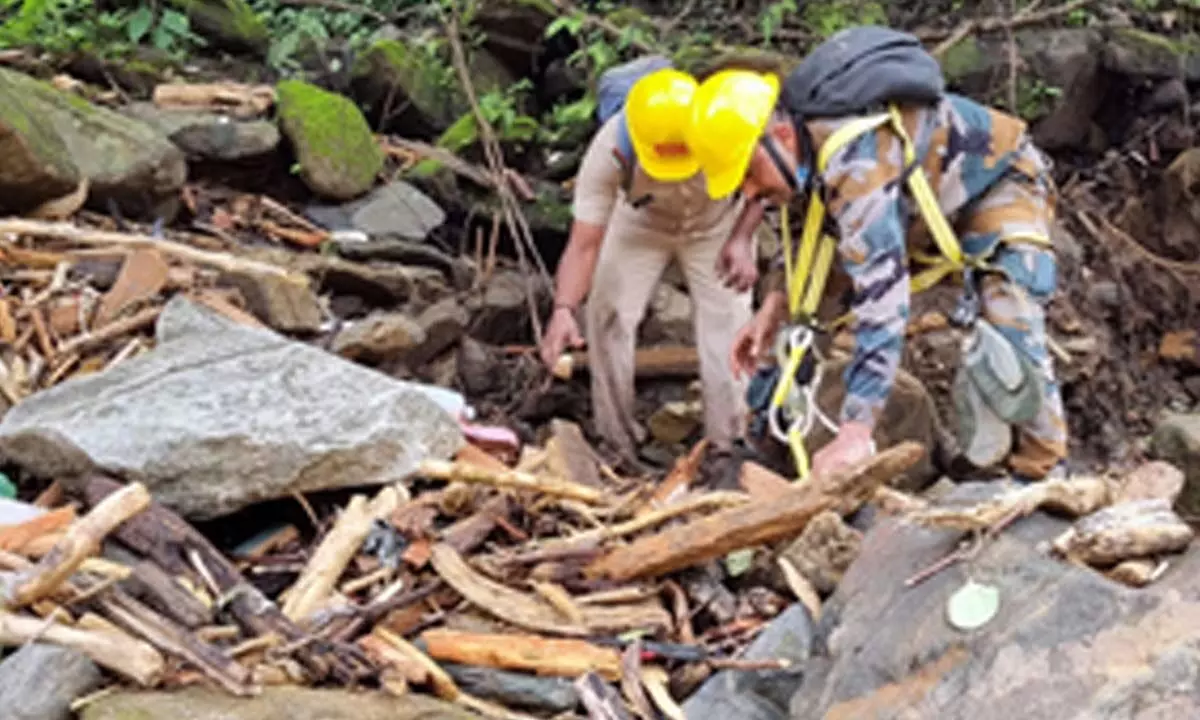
[687,70,781,200]
[625,68,701,181]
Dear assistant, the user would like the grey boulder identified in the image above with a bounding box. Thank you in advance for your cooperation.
[0,296,463,520]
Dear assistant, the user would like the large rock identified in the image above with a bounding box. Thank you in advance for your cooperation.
[1105,27,1200,81]
[80,686,478,720]
[166,0,269,55]
[350,36,512,137]
[306,180,446,241]
[0,66,186,214]
[0,644,102,720]
[121,102,280,161]
[939,29,1105,151]
[0,296,462,520]
[787,482,1200,719]
[1150,412,1200,517]
[277,80,383,201]
[0,69,81,213]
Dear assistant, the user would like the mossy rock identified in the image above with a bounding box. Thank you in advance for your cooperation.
[277,80,383,201]
[0,66,186,215]
[167,0,269,55]
[350,36,513,137]
[0,68,81,214]
[1106,28,1200,81]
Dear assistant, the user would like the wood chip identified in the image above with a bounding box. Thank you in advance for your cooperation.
[94,248,170,326]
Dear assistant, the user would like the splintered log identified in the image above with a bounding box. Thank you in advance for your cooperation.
[420,629,623,681]
[417,459,605,504]
[281,486,403,623]
[79,475,368,683]
[2,482,150,608]
[429,544,670,637]
[585,442,924,583]
[555,345,699,380]
[96,587,256,696]
[0,610,164,685]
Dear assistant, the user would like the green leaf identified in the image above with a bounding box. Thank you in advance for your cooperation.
[159,8,189,36]
[724,548,755,577]
[127,6,152,43]
[946,579,1000,631]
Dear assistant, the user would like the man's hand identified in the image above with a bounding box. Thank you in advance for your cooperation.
[539,306,585,370]
[811,421,875,480]
[730,291,788,380]
[716,235,758,293]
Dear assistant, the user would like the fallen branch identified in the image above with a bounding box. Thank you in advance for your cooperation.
[58,305,161,357]
[0,610,164,685]
[420,628,624,681]
[80,475,368,683]
[417,459,607,504]
[585,442,924,582]
[2,482,150,608]
[430,543,670,637]
[920,0,1093,44]
[0,218,303,282]
[281,485,404,623]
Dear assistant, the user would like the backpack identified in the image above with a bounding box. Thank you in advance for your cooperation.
[595,55,673,207]
[780,25,945,121]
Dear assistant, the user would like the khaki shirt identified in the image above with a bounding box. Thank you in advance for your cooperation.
[571,115,743,236]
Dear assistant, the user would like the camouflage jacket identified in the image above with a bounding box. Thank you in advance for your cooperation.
[771,92,1055,428]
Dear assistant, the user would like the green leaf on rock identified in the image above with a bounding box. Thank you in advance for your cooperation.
[947,579,1000,631]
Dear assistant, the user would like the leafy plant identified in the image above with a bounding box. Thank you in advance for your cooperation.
[478,78,538,142]
[758,0,797,45]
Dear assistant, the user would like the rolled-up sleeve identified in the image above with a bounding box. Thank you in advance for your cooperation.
[571,115,624,226]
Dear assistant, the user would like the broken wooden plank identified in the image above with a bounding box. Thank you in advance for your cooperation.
[2,482,150,608]
[585,442,924,582]
[79,475,367,683]
[94,248,170,326]
[281,485,403,623]
[417,459,606,504]
[419,628,623,681]
[0,610,164,685]
[429,543,670,637]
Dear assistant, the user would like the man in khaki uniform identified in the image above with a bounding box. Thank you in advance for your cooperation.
[538,66,759,465]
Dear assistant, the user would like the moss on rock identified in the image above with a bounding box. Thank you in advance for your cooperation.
[938,36,986,86]
[167,0,269,54]
[277,80,383,201]
[0,68,81,213]
[351,36,512,136]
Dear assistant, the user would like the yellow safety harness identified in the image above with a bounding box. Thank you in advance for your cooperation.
[767,104,1053,479]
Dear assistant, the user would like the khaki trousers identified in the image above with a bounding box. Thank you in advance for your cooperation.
[585,202,753,457]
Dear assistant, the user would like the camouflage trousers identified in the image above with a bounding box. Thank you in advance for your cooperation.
[959,165,1068,480]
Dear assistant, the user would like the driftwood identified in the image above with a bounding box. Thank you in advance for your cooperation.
[905,475,1114,532]
[2,482,150,608]
[0,610,164,685]
[418,460,606,504]
[95,587,257,696]
[429,544,670,637]
[365,627,459,700]
[282,486,403,623]
[0,218,300,281]
[585,442,925,582]
[575,671,634,720]
[79,475,368,683]
[420,629,623,681]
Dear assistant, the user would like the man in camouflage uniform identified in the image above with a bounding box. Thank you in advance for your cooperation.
[688,70,1069,483]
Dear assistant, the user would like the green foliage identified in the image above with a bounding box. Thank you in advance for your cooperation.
[801,0,887,38]
[758,0,797,45]
[0,0,205,58]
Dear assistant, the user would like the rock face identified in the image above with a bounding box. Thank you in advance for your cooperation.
[0,644,102,720]
[80,686,479,720]
[0,296,463,520]
[306,180,447,241]
[166,0,269,54]
[786,482,1200,720]
[277,80,383,201]
[0,68,81,213]
[121,102,280,160]
[0,66,186,214]
[1150,412,1200,517]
